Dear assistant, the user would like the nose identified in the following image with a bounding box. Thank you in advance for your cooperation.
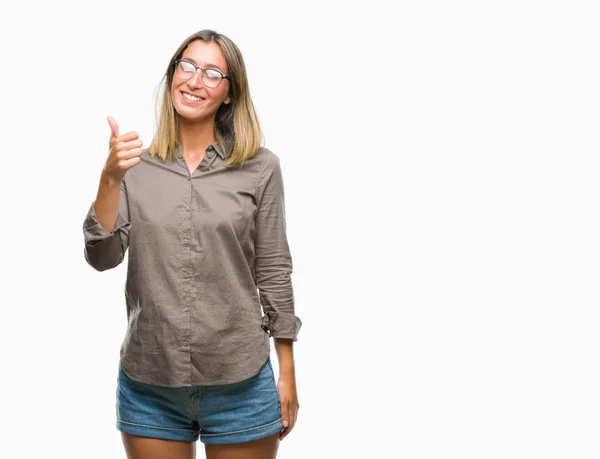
[187,69,206,89]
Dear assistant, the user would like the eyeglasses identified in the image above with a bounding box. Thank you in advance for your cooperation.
[173,59,231,88]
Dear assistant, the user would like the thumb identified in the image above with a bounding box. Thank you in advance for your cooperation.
[107,116,119,139]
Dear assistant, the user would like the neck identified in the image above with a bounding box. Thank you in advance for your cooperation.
[178,117,216,156]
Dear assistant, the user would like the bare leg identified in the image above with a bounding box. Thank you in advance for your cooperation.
[121,432,196,459]
[204,432,280,459]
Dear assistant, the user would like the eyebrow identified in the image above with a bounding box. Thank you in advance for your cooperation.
[180,57,225,73]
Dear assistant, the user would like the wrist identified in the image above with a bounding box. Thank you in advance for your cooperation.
[101,169,122,188]
[278,362,296,377]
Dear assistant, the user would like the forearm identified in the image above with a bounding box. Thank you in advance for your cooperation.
[83,170,130,272]
[274,338,296,377]
[94,170,122,233]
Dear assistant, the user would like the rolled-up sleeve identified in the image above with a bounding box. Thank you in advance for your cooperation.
[82,179,131,271]
[255,154,302,341]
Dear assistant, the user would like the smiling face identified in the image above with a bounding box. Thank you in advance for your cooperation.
[171,40,231,123]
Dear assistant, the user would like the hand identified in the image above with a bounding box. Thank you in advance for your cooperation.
[277,374,300,441]
[103,116,143,183]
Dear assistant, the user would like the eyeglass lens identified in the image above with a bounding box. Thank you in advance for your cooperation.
[175,61,223,88]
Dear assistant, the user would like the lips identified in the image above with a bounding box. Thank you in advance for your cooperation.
[181,91,205,102]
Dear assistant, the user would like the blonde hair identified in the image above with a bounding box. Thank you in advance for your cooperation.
[148,29,263,167]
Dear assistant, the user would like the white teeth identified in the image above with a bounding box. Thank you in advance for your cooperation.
[183,92,203,101]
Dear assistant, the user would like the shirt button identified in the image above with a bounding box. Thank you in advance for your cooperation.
[183,340,189,347]
[187,176,191,181]
[185,206,190,212]
[183,307,189,312]
[183,239,189,245]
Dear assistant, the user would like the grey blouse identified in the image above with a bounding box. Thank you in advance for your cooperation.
[82,141,301,387]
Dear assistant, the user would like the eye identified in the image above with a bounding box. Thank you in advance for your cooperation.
[205,69,222,80]
[180,61,195,72]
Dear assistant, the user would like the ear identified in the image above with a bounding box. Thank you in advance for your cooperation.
[224,96,231,105]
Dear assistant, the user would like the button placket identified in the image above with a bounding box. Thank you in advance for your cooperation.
[182,174,194,352]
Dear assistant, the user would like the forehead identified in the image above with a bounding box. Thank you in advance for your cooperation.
[181,40,228,73]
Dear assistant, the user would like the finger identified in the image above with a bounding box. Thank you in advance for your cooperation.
[279,400,290,440]
[280,425,288,441]
[119,156,142,169]
[116,147,143,161]
[289,404,298,429]
[280,400,290,432]
[117,131,140,143]
[280,425,290,441]
[284,405,298,439]
[117,138,144,152]
[107,116,119,139]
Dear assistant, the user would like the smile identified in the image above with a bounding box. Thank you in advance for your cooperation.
[181,91,205,102]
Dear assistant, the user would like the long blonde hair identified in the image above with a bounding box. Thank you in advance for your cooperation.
[148,29,263,167]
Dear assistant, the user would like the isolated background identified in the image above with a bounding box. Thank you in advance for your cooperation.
[0,0,599,458]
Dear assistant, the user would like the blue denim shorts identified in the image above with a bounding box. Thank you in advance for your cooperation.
[116,357,284,444]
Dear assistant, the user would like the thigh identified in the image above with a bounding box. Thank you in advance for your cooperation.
[122,432,196,459]
[198,357,284,446]
[204,431,279,459]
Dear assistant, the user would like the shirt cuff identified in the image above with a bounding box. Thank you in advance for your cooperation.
[261,311,302,341]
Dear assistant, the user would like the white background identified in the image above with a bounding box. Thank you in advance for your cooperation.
[0,0,598,458]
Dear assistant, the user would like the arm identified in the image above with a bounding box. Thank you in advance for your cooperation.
[274,337,298,440]
[274,338,296,378]
[254,152,301,440]
[255,153,302,342]
[82,170,131,271]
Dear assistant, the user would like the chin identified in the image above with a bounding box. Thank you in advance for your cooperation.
[175,108,212,123]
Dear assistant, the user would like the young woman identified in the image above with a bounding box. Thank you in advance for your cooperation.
[82,29,302,459]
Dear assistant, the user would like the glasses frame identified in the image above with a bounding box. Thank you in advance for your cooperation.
[172,59,231,88]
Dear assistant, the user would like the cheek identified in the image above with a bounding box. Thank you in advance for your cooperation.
[217,91,230,106]
[171,87,179,105]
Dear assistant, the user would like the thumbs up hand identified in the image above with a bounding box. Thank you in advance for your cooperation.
[104,116,143,182]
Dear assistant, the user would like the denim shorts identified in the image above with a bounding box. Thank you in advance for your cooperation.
[116,357,284,444]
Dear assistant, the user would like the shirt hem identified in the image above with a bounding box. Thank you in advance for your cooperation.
[119,346,271,387]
